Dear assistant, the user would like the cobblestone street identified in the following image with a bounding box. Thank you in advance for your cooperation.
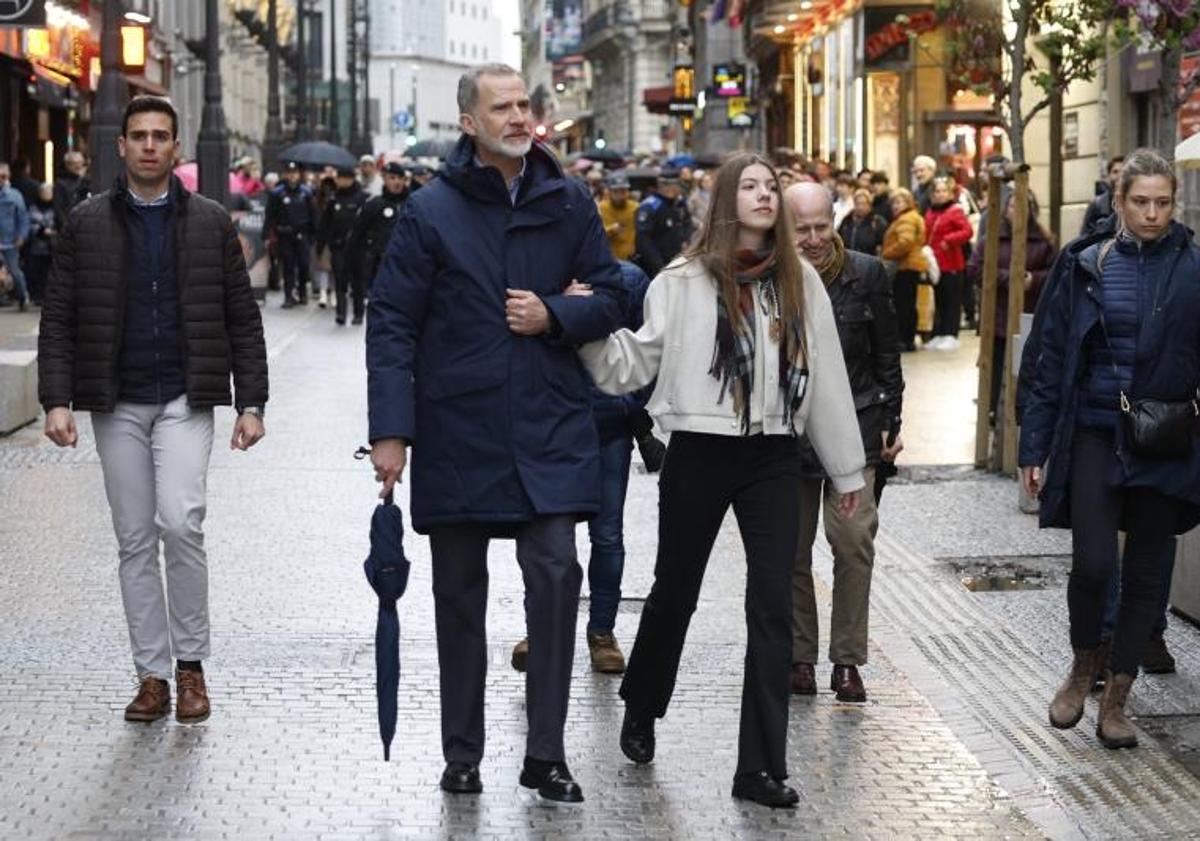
[4,297,1200,840]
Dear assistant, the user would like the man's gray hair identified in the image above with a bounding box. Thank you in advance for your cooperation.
[457,63,523,115]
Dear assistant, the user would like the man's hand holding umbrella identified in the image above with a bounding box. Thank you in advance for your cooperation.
[371,439,408,501]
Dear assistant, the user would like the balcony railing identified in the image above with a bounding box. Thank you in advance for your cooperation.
[583,0,672,45]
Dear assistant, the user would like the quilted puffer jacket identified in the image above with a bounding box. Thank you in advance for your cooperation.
[38,174,268,413]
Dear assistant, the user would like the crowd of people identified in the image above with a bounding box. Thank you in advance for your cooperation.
[28,62,1197,816]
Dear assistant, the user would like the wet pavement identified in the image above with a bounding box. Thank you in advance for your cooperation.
[2,294,1199,839]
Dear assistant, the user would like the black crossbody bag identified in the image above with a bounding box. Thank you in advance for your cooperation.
[1095,239,1198,460]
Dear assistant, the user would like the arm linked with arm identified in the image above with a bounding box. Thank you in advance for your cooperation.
[542,200,623,344]
[577,274,667,396]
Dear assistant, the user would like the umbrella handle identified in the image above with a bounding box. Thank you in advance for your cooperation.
[356,445,395,507]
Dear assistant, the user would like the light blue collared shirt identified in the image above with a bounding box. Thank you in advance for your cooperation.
[128,186,170,207]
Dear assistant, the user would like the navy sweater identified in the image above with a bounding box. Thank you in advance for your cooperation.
[118,195,185,404]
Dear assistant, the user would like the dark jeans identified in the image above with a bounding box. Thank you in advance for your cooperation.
[1100,538,1175,639]
[620,432,801,779]
[1068,427,1181,675]
[933,270,962,338]
[588,435,633,633]
[893,269,919,351]
[24,252,50,303]
[963,275,978,326]
[429,515,581,764]
[332,247,364,320]
[277,234,310,300]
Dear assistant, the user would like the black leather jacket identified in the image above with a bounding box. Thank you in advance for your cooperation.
[799,250,905,475]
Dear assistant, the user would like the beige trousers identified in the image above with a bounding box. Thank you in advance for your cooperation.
[791,468,878,666]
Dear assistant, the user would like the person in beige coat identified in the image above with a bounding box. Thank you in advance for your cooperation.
[575,153,865,809]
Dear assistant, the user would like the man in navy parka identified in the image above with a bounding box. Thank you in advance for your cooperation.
[366,64,622,803]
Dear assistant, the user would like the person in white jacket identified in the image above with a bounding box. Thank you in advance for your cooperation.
[576,153,866,809]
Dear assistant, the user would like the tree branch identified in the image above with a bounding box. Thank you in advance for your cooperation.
[1022,95,1053,127]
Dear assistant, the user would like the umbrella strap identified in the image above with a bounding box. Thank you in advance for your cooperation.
[354,445,395,507]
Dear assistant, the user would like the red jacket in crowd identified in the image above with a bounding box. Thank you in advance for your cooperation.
[924,202,973,273]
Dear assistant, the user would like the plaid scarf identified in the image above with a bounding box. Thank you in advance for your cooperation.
[709,248,809,434]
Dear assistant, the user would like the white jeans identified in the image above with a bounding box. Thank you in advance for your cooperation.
[92,395,215,680]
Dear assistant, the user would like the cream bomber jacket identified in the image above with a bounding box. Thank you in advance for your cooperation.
[578,256,867,493]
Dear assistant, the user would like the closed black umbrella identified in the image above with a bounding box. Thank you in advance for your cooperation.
[279,141,358,171]
[363,491,411,761]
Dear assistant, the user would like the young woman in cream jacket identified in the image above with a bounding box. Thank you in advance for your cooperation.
[576,153,865,808]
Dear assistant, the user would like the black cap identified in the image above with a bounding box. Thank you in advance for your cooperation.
[659,167,681,183]
[382,161,407,176]
[336,167,356,178]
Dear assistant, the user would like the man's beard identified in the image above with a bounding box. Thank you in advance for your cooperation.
[475,124,532,160]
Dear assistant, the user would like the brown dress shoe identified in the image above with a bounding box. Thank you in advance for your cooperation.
[831,664,867,702]
[587,631,626,674]
[511,638,529,673]
[175,669,211,724]
[1049,647,1105,729]
[125,677,171,722]
[1096,671,1138,749]
[790,663,816,696]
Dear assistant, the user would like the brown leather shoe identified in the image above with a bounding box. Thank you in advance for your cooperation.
[1096,671,1138,749]
[790,663,816,696]
[831,664,867,702]
[175,669,210,724]
[587,631,626,674]
[124,676,170,722]
[511,638,529,673]
[1049,647,1105,729]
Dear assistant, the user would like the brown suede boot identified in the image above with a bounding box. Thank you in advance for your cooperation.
[124,676,170,722]
[1096,671,1138,749]
[587,631,626,674]
[1048,647,1105,729]
[175,669,210,724]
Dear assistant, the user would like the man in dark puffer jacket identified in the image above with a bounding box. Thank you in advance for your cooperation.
[38,96,268,726]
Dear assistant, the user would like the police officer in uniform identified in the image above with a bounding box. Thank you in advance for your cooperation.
[316,167,369,325]
[349,161,408,294]
[263,161,317,308]
[634,169,692,278]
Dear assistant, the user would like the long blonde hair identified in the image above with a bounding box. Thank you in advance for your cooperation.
[685,153,807,338]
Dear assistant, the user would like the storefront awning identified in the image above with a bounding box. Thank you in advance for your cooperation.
[643,85,672,115]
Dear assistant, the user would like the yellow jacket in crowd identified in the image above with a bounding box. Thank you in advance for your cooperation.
[598,197,638,261]
[882,208,928,273]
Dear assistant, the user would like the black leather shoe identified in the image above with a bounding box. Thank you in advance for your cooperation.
[620,709,655,764]
[439,762,482,794]
[519,760,584,803]
[831,664,867,703]
[732,771,799,808]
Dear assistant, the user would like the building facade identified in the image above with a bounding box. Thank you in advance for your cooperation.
[366,0,503,155]
[581,0,674,155]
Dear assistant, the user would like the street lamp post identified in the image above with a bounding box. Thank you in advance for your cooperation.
[348,0,360,153]
[196,0,230,206]
[410,64,418,148]
[296,0,308,139]
[329,0,339,144]
[88,0,126,191]
[262,0,284,171]
[362,0,371,152]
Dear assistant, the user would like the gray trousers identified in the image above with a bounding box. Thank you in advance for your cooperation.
[429,515,582,765]
[92,395,215,680]
[792,468,878,666]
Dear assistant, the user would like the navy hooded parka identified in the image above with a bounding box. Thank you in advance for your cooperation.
[366,137,623,534]
[1019,221,1200,533]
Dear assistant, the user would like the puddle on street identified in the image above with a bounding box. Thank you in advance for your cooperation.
[960,572,1048,592]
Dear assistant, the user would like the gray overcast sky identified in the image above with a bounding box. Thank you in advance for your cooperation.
[496,0,523,69]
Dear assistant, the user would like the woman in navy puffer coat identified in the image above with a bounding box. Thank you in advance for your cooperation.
[1019,149,1200,751]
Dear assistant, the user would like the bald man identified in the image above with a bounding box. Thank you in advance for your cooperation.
[784,183,905,702]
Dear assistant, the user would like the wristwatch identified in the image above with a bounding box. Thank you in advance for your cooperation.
[240,406,264,419]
